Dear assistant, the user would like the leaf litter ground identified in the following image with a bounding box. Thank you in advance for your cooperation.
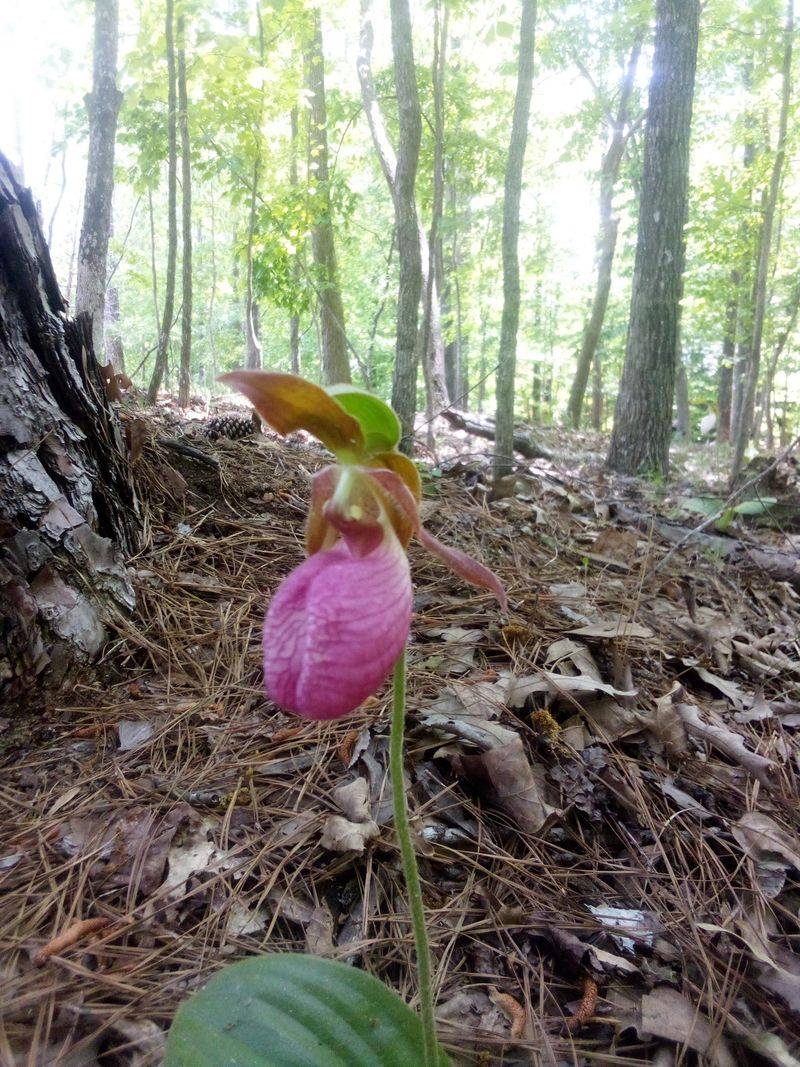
[1,411,799,1066]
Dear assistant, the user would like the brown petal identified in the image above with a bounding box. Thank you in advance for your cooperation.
[365,468,507,611]
[220,371,364,457]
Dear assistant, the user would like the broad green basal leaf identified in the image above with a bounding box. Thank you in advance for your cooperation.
[327,384,401,455]
[164,954,450,1067]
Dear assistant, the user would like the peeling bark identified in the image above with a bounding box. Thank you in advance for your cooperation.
[0,153,138,703]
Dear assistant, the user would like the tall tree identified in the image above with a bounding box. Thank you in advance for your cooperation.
[146,0,179,402]
[289,106,301,375]
[717,276,739,443]
[730,0,793,481]
[419,0,449,425]
[306,8,350,384]
[566,37,642,429]
[245,2,265,371]
[358,0,449,412]
[75,0,122,361]
[386,0,424,448]
[493,0,537,481]
[177,12,193,408]
[607,0,700,476]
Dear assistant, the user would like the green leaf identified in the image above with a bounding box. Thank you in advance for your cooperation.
[165,954,450,1067]
[733,497,777,516]
[327,385,401,455]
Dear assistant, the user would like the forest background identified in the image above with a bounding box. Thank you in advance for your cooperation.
[1,0,797,480]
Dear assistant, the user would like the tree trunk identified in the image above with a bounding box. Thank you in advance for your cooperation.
[675,356,690,439]
[419,0,450,425]
[146,0,178,402]
[607,0,699,476]
[387,0,423,449]
[306,8,350,384]
[208,186,218,392]
[75,0,122,363]
[717,278,739,443]
[730,0,793,483]
[761,275,800,449]
[0,153,138,703]
[567,38,641,429]
[493,0,537,481]
[104,284,125,373]
[358,0,447,420]
[591,347,603,429]
[177,13,193,408]
[289,106,301,376]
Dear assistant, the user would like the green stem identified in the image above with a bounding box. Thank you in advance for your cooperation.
[390,650,438,1066]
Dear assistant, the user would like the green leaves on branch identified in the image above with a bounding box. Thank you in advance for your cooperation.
[164,954,450,1067]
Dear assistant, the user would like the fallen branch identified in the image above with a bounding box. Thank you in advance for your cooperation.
[655,432,800,573]
[157,436,220,468]
[440,409,553,460]
[613,503,800,591]
[34,917,110,964]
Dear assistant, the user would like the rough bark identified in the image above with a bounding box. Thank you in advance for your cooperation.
[177,13,193,407]
[607,0,699,476]
[306,7,350,384]
[761,275,800,448]
[146,0,178,402]
[387,0,423,449]
[358,0,448,415]
[494,0,537,481]
[730,0,793,483]
[75,0,122,362]
[0,153,138,703]
[567,38,641,429]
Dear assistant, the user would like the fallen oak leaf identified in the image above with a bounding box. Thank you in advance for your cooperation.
[319,814,379,853]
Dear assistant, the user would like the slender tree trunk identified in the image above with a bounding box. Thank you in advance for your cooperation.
[75,0,122,362]
[730,0,793,482]
[208,185,218,393]
[358,0,447,413]
[177,14,193,408]
[493,0,537,481]
[388,0,423,449]
[306,8,350,384]
[450,180,467,405]
[607,0,700,476]
[289,107,301,375]
[147,186,161,342]
[567,39,641,429]
[760,274,800,449]
[47,113,69,249]
[104,284,125,372]
[419,0,449,432]
[675,355,690,439]
[365,229,396,386]
[146,0,178,402]
[591,347,602,429]
[717,276,739,443]
[244,4,265,371]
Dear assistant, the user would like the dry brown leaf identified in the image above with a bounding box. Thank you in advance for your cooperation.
[677,701,778,789]
[305,904,335,956]
[614,986,736,1067]
[332,778,371,822]
[459,736,558,834]
[319,814,379,853]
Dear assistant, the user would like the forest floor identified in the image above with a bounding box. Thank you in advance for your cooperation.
[2,405,800,1066]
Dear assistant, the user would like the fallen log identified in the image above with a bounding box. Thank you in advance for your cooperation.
[613,503,800,591]
[440,409,552,461]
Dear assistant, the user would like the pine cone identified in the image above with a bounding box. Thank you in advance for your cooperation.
[204,413,256,441]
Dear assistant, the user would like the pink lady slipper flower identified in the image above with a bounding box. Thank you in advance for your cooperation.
[220,372,506,720]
